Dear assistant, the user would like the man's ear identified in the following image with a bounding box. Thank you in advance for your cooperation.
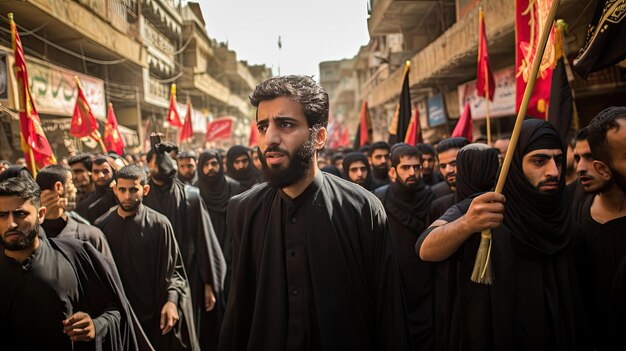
[315,127,327,150]
[143,184,151,196]
[38,206,46,224]
[54,181,63,195]
[593,160,613,181]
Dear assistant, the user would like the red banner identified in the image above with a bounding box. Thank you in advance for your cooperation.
[180,100,194,143]
[515,0,555,119]
[71,77,101,141]
[205,117,234,142]
[248,120,259,147]
[477,8,495,101]
[104,103,125,155]
[167,84,183,127]
[10,13,56,172]
[452,102,473,142]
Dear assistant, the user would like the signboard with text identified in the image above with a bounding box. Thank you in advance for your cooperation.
[428,93,447,127]
[457,66,516,120]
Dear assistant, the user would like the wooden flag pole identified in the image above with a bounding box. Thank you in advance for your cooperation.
[28,147,37,178]
[471,0,561,285]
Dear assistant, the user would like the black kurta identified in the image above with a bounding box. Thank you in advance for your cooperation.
[220,172,411,351]
[375,181,436,351]
[575,194,626,350]
[42,215,113,259]
[95,205,198,350]
[75,187,118,224]
[0,235,146,350]
[143,179,226,349]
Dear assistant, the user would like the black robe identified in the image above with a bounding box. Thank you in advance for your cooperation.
[575,194,626,350]
[220,172,411,351]
[375,181,436,351]
[144,179,226,349]
[75,186,118,224]
[430,181,453,199]
[0,235,148,350]
[42,215,113,259]
[95,205,198,350]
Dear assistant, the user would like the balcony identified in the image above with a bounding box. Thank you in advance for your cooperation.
[142,0,182,40]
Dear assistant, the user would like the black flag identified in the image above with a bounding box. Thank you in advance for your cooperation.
[573,0,626,78]
[548,22,574,145]
[388,61,412,145]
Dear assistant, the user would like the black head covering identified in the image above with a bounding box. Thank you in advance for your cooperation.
[503,119,572,256]
[454,143,500,202]
[196,150,232,213]
[0,166,33,182]
[321,165,343,178]
[226,145,258,189]
[342,152,377,191]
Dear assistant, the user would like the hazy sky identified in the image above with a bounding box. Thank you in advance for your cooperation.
[199,0,370,80]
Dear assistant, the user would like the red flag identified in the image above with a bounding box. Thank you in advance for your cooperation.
[452,103,473,142]
[358,100,371,146]
[167,84,183,127]
[476,8,495,101]
[249,120,259,147]
[338,125,351,148]
[516,0,555,119]
[71,77,101,142]
[404,103,423,145]
[10,13,56,174]
[180,100,194,143]
[205,117,234,142]
[104,103,126,155]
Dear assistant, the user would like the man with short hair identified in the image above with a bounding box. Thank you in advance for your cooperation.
[220,75,410,350]
[69,153,95,204]
[177,150,198,185]
[493,133,511,164]
[431,137,470,198]
[0,177,144,350]
[416,143,444,186]
[582,107,626,349]
[368,141,391,184]
[374,144,435,350]
[145,144,226,350]
[417,119,588,349]
[35,165,112,258]
[75,156,118,223]
[342,152,379,191]
[96,165,198,350]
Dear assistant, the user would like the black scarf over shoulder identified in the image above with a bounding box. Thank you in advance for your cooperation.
[503,119,572,256]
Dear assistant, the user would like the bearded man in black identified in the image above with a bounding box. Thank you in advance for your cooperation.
[374,144,435,350]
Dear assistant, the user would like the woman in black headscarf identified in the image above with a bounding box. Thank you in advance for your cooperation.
[226,145,262,190]
[342,152,380,191]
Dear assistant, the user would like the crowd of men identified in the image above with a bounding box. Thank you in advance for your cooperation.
[0,75,624,351]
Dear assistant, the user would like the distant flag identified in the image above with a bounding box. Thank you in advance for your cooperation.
[9,13,56,174]
[249,120,259,147]
[71,76,105,153]
[167,84,183,127]
[278,35,282,50]
[515,0,556,119]
[573,0,626,78]
[205,117,234,142]
[404,102,423,145]
[477,7,495,144]
[180,100,194,143]
[452,102,473,142]
[547,20,575,146]
[388,60,412,145]
[353,100,372,149]
[476,7,495,101]
[104,103,126,156]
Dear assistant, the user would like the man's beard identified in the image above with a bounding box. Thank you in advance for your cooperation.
[118,197,142,213]
[180,172,195,182]
[372,164,389,180]
[1,222,39,251]
[397,175,420,190]
[262,133,317,189]
[445,172,456,187]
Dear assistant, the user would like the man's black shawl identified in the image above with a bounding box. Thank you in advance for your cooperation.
[0,236,151,350]
[219,172,411,351]
[143,178,226,349]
